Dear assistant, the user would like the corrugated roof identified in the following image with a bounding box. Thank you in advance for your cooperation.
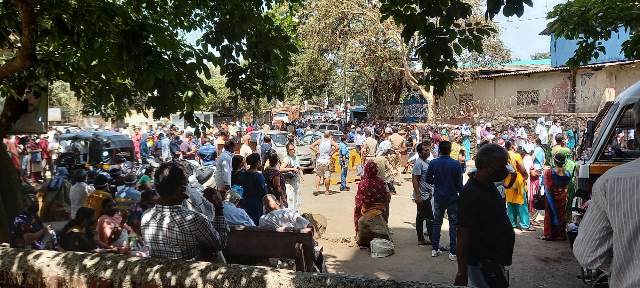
[475,60,640,79]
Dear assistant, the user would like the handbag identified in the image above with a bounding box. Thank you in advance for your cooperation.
[533,192,546,210]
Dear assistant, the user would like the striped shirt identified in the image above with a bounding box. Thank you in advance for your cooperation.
[573,158,640,288]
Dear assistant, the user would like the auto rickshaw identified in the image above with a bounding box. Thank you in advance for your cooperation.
[58,131,135,170]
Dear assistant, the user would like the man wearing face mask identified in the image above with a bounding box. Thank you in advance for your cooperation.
[142,162,228,261]
[573,99,640,288]
[455,144,515,288]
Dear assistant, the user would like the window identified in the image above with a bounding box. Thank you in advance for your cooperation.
[516,90,540,106]
[458,93,473,104]
[598,105,640,162]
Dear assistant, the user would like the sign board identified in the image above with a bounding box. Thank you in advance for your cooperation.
[7,89,48,134]
[48,108,62,122]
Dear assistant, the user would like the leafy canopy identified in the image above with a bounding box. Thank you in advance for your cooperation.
[0,0,300,130]
[546,0,640,67]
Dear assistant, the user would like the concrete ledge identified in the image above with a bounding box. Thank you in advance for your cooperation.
[0,247,456,288]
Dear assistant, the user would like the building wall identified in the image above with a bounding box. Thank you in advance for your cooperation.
[442,62,640,117]
[550,29,631,68]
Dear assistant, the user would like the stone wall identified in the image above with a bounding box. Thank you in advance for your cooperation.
[0,248,456,288]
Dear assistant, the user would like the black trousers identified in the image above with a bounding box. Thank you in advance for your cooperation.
[416,200,434,242]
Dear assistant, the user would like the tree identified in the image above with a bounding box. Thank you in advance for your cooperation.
[292,0,510,121]
[546,0,640,67]
[0,0,300,241]
[531,52,551,60]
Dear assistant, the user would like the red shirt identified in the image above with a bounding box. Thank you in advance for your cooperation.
[39,139,50,159]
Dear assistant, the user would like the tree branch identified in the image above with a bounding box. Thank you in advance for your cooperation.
[0,0,37,81]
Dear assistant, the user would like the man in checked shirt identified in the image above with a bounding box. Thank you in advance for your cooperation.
[142,162,228,261]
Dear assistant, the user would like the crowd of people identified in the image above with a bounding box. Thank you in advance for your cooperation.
[7,103,639,286]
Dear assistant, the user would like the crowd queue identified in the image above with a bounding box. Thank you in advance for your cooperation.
[5,99,640,287]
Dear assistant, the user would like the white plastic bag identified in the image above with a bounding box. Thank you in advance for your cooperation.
[370,238,394,258]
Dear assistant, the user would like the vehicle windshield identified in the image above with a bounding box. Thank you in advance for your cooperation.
[270,133,289,147]
[582,102,619,160]
[275,112,288,117]
[299,134,319,146]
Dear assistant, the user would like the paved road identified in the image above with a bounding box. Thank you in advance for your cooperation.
[297,171,584,287]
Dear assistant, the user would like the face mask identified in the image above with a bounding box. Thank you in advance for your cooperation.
[491,165,510,182]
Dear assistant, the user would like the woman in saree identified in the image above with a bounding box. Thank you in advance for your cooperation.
[354,161,391,247]
[541,153,571,241]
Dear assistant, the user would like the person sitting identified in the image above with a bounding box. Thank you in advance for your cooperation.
[42,166,71,220]
[354,161,391,247]
[10,194,53,250]
[141,162,228,261]
[115,173,140,211]
[137,167,154,191]
[60,207,98,252]
[96,198,130,253]
[205,188,254,227]
[259,194,324,272]
[126,211,149,257]
[85,174,113,220]
[129,189,159,215]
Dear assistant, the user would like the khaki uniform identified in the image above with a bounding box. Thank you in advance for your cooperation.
[364,137,378,158]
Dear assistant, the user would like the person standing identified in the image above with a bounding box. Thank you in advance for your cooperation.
[132,127,142,161]
[504,142,534,231]
[264,153,288,208]
[339,135,350,191]
[198,137,217,166]
[39,135,51,179]
[214,140,235,192]
[461,124,472,161]
[310,131,338,195]
[412,142,434,246]
[27,137,44,183]
[282,143,302,211]
[239,153,268,224]
[535,118,548,147]
[239,134,253,159]
[426,141,463,261]
[363,129,378,162]
[541,153,571,241]
[454,144,515,287]
[180,132,198,161]
[69,169,95,219]
[158,133,171,162]
[573,99,640,288]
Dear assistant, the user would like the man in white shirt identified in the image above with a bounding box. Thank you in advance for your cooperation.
[214,140,235,191]
[376,128,393,156]
[573,99,640,288]
[69,169,94,218]
[239,134,253,159]
[548,119,563,146]
[535,117,548,145]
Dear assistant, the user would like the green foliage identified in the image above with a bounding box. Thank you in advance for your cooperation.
[486,0,532,19]
[531,51,551,60]
[546,0,640,67]
[379,0,499,95]
[0,0,301,132]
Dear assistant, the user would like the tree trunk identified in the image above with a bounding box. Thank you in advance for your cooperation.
[0,0,37,82]
[401,64,435,123]
[0,89,29,242]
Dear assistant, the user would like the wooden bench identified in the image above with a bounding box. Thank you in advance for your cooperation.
[223,226,315,272]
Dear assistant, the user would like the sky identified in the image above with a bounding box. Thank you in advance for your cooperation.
[494,0,567,60]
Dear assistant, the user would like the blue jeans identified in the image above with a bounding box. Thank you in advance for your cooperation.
[432,200,458,254]
[340,162,348,190]
[468,264,490,288]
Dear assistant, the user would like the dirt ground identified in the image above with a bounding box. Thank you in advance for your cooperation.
[297,171,585,287]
